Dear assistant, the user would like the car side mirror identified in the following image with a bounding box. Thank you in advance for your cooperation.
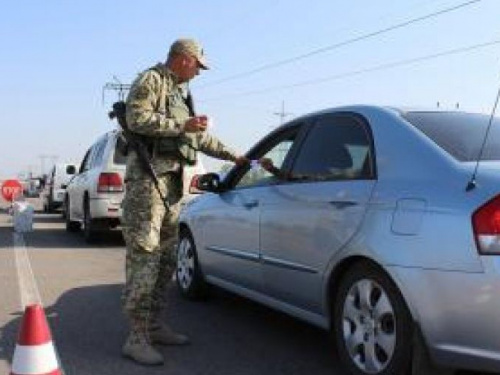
[66,165,76,175]
[192,173,221,193]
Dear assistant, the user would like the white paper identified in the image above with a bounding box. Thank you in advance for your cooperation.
[250,160,260,169]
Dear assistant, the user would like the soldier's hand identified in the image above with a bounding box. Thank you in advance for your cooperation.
[234,156,250,166]
[184,116,208,133]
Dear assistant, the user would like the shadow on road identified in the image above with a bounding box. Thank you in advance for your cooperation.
[23,229,125,249]
[0,212,125,249]
[32,214,65,224]
[0,282,493,375]
[0,284,343,375]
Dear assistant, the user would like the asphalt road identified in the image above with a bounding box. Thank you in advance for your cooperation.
[0,199,493,375]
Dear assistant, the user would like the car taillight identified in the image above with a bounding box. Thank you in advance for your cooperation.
[97,173,124,193]
[472,194,500,255]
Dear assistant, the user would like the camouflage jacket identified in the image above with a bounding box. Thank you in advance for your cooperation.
[125,63,238,180]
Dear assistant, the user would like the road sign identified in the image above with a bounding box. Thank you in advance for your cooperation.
[1,179,23,202]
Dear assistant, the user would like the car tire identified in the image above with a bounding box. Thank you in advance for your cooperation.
[175,229,208,299]
[47,192,55,213]
[65,198,81,232]
[83,199,99,243]
[333,261,413,375]
[61,200,67,219]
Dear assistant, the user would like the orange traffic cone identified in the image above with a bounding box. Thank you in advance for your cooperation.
[10,304,62,375]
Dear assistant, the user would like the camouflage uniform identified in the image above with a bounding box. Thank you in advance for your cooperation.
[122,63,238,344]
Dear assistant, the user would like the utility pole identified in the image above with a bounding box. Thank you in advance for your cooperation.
[102,76,131,104]
[273,100,293,125]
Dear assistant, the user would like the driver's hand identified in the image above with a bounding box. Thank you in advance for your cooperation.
[259,158,274,172]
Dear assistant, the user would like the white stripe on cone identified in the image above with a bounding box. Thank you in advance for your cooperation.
[11,341,59,374]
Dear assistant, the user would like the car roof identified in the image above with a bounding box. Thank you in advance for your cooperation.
[282,104,491,127]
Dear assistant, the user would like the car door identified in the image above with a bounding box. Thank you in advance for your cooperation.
[200,123,307,293]
[259,112,377,313]
[71,145,98,220]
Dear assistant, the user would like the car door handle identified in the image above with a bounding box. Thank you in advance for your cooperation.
[328,200,357,209]
[243,199,259,209]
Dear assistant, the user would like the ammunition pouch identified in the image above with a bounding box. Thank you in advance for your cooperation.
[155,134,198,166]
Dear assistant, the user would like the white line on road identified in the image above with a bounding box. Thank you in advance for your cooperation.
[13,232,42,309]
[11,230,66,375]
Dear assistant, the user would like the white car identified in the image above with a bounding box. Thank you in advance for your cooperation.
[42,163,78,212]
[65,130,205,242]
[65,130,127,242]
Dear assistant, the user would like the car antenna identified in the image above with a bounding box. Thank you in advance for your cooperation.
[466,80,500,192]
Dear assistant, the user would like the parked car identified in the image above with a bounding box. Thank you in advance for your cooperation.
[176,105,500,375]
[65,129,205,242]
[41,163,78,212]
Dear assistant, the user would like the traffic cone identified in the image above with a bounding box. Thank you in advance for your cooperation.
[10,304,62,375]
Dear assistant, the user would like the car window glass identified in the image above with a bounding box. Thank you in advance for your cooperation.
[113,134,127,165]
[403,112,500,161]
[89,139,107,169]
[234,127,299,189]
[290,114,374,181]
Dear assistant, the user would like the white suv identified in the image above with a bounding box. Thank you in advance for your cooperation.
[65,130,127,242]
[65,130,206,242]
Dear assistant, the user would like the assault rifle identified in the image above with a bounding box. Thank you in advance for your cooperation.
[108,101,170,211]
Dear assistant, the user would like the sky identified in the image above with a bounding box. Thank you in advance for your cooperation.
[1,0,499,179]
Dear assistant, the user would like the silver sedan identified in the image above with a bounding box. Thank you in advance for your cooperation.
[176,105,500,375]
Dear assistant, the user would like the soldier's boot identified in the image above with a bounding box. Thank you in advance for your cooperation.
[149,318,190,346]
[122,320,164,365]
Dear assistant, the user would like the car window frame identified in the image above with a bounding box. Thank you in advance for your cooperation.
[79,148,93,173]
[287,111,377,183]
[222,120,311,191]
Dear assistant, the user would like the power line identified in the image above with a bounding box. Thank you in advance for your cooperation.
[198,0,482,89]
[200,39,500,102]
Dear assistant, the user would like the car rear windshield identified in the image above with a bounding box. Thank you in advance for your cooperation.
[403,111,500,161]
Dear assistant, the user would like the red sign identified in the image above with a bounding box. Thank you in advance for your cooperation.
[1,179,23,202]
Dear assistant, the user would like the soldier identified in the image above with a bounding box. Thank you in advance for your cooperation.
[121,38,248,365]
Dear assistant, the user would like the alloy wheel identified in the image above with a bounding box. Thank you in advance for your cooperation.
[342,278,396,374]
[177,237,194,290]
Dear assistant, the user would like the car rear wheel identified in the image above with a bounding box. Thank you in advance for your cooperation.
[333,261,413,375]
[175,229,208,299]
[83,199,99,243]
[65,198,81,232]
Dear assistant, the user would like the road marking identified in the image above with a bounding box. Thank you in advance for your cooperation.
[12,230,66,374]
[13,232,42,308]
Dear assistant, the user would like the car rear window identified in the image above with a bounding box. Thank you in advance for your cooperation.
[113,135,127,165]
[403,111,500,161]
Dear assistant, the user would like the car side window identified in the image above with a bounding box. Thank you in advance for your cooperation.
[233,126,301,189]
[89,139,107,169]
[290,114,375,181]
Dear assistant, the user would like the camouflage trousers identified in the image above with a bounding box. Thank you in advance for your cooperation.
[121,173,183,321]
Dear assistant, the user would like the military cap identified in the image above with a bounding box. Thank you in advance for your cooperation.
[169,38,209,70]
